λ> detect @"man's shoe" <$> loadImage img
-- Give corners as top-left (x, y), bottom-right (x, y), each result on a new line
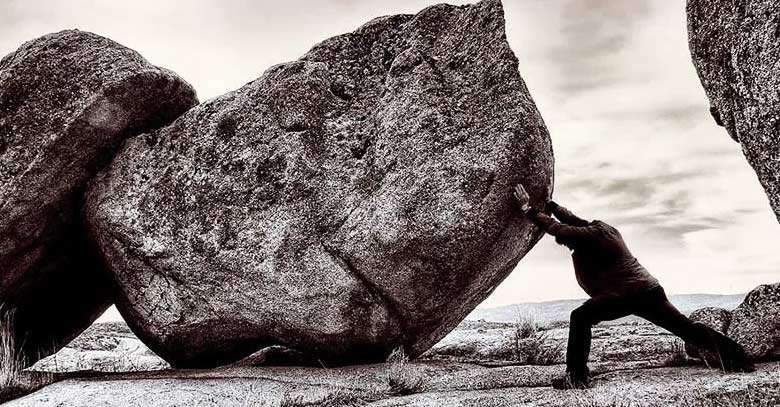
top-left (551, 373), bottom-right (592, 390)
top-left (723, 354), bottom-right (756, 373)
top-left (719, 341), bottom-right (756, 373)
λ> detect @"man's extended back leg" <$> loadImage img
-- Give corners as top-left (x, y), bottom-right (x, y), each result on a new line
top-left (632, 289), bottom-right (754, 372)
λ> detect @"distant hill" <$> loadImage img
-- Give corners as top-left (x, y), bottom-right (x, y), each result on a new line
top-left (468, 293), bottom-right (746, 325)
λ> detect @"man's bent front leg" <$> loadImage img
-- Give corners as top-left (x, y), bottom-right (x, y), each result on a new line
top-left (565, 297), bottom-right (632, 379)
top-left (566, 305), bottom-right (593, 377)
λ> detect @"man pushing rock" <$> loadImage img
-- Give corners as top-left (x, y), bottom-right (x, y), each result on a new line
top-left (512, 184), bottom-right (755, 390)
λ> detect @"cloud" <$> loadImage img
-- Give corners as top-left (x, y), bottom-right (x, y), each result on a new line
top-left (544, 0), bottom-right (653, 96)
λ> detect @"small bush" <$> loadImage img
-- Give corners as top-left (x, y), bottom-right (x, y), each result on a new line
top-left (280, 389), bottom-right (370, 407)
top-left (511, 311), bottom-right (564, 365)
top-left (279, 392), bottom-right (306, 407)
top-left (319, 390), bottom-right (368, 407)
top-left (517, 331), bottom-right (565, 365)
top-left (385, 347), bottom-right (425, 396)
top-left (514, 311), bottom-right (539, 340)
top-left (0, 307), bottom-right (53, 403)
top-left (0, 309), bottom-right (25, 389)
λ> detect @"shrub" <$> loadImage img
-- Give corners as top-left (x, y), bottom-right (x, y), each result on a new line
top-left (0, 308), bottom-right (25, 389)
top-left (518, 331), bottom-right (565, 365)
top-left (319, 390), bottom-right (368, 407)
top-left (514, 311), bottom-right (539, 340)
top-left (0, 307), bottom-right (53, 403)
top-left (385, 347), bottom-right (425, 396)
top-left (279, 389), bottom-right (370, 407)
top-left (279, 392), bottom-right (306, 407)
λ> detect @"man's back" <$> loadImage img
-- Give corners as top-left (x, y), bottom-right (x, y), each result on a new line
top-left (566, 220), bottom-right (658, 297)
top-left (525, 204), bottom-right (659, 297)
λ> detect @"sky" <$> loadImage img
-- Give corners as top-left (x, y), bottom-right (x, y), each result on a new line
top-left (2, 0), bottom-right (779, 318)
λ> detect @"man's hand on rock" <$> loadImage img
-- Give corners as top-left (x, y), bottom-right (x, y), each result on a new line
top-left (513, 184), bottom-right (531, 213)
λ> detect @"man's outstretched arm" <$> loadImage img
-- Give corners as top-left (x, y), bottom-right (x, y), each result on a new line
top-left (546, 201), bottom-right (590, 227)
top-left (524, 207), bottom-right (596, 238)
top-left (513, 185), bottom-right (596, 238)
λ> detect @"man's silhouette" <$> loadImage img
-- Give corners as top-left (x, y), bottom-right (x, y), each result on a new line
top-left (513, 184), bottom-right (755, 390)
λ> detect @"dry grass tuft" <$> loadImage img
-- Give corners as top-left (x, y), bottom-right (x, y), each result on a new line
top-left (385, 347), bottom-right (425, 396)
top-left (318, 390), bottom-right (369, 407)
top-left (512, 313), bottom-right (565, 365)
top-left (514, 311), bottom-right (539, 340)
top-left (0, 307), bottom-right (53, 403)
top-left (279, 389), bottom-right (370, 407)
top-left (522, 331), bottom-right (565, 365)
top-left (279, 392), bottom-right (307, 407)
top-left (0, 309), bottom-right (26, 388)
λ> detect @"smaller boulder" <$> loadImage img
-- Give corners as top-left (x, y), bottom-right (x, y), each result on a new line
top-left (0, 29), bottom-right (198, 364)
top-left (728, 284), bottom-right (780, 359)
top-left (684, 307), bottom-right (731, 363)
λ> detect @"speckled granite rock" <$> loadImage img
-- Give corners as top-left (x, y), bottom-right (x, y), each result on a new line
top-left (685, 307), bottom-right (732, 362)
top-left (86, 0), bottom-right (553, 368)
top-left (687, 0), bottom-right (780, 222)
top-left (0, 30), bottom-right (197, 364)
top-left (728, 284), bottom-right (780, 359)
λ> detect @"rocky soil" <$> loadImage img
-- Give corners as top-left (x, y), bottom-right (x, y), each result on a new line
top-left (7, 319), bottom-right (776, 406)
top-left (11, 354), bottom-right (780, 406)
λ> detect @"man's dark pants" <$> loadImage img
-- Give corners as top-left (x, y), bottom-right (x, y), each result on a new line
top-left (567, 286), bottom-right (746, 377)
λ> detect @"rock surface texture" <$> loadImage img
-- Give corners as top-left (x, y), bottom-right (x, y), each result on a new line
top-left (0, 30), bottom-right (197, 363)
top-left (687, 0), bottom-right (780, 222)
top-left (684, 307), bottom-right (731, 363)
top-left (728, 283), bottom-right (780, 359)
top-left (86, 0), bottom-right (553, 368)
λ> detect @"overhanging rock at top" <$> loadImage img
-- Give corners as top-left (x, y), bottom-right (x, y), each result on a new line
top-left (86, 0), bottom-right (554, 368)
top-left (687, 0), bottom-right (780, 223)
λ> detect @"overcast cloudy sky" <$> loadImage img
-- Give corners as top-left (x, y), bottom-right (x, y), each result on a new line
top-left (2, 0), bottom-right (778, 315)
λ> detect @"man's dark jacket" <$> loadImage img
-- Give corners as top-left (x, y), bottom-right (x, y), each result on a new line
top-left (525, 202), bottom-right (659, 298)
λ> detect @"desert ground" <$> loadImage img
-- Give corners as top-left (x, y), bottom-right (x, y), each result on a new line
top-left (4, 309), bottom-right (779, 407)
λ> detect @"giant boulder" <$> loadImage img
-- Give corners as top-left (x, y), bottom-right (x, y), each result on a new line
top-left (86, 0), bottom-right (554, 368)
top-left (728, 283), bottom-right (780, 359)
top-left (687, 0), bottom-right (780, 222)
top-left (0, 30), bottom-right (197, 363)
